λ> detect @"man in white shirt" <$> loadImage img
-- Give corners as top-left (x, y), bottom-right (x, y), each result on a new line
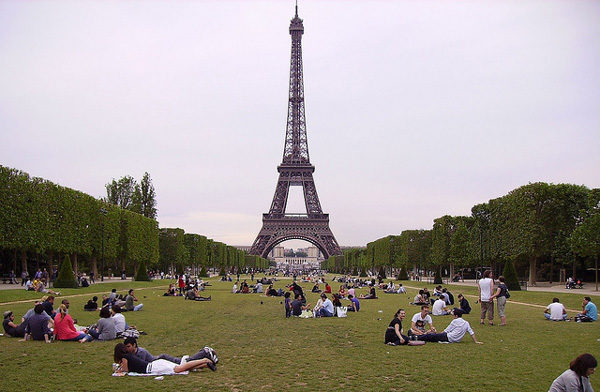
top-left (416, 308), bottom-right (483, 344)
top-left (478, 270), bottom-right (495, 325)
top-left (409, 305), bottom-right (436, 337)
top-left (317, 293), bottom-right (334, 317)
top-left (432, 297), bottom-right (451, 316)
top-left (544, 297), bottom-right (568, 321)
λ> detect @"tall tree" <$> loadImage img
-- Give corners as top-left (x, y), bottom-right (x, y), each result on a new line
top-left (105, 173), bottom-right (157, 219)
top-left (138, 172), bottom-right (157, 219)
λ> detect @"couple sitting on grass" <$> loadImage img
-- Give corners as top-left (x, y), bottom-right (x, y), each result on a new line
top-left (113, 337), bottom-right (218, 375)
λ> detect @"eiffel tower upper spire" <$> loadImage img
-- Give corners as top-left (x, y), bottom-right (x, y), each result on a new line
top-left (283, 1), bottom-right (308, 165)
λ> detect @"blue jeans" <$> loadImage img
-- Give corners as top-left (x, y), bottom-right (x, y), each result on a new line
top-left (62, 332), bottom-right (92, 342)
top-left (319, 308), bottom-right (333, 317)
top-left (544, 313), bottom-right (567, 321)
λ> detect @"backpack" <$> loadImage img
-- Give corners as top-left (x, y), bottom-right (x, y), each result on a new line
top-left (503, 285), bottom-right (510, 299)
top-left (447, 292), bottom-right (455, 305)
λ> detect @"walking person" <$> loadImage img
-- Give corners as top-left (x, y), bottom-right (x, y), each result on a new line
top-left (492, 275), bottom-right (509, 326)
top-left (478, 270), bottom-right (494, 326)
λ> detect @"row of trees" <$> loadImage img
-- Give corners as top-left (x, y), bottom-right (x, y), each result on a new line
top-left (0, 165), bottom-right (269, 279)
top-left (323, 182), bottom-right (600, 286)
top-left (157, 228), bottom-right (269, 276)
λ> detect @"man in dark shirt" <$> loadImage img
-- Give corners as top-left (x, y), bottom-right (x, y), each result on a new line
top-left (42, 296), bottom-right (56, 318)
top-left (123, 337), bottom-right (218, 364)
top-left (24, 304), bottom-right (52, 342)
top-left (3, 311), bottom-right (26, 337)
top-left (291, 294), bottom-right (310, 316)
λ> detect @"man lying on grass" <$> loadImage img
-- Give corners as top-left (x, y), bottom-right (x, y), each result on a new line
top-left (123, 337), bottom-right (218, 365)
top-left (113, 342), bottom-right (216, 375)
top-left (415, 308), bottom-right (483, 344)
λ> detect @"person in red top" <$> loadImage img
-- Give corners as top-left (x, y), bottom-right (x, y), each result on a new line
top-left (324, 282), bottom-right (332, 293)
top-left (178, 275), bottom-right (186, 295)
top-left (53, 304), bottom-right (92, 342)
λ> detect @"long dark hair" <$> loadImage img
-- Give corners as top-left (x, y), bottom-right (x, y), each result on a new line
top-left (114, 343), bottom-right (128, 363)
top-left (570, 353), bottom-right (597, 377)
top-left (394, 308), bottom-right (405, 318)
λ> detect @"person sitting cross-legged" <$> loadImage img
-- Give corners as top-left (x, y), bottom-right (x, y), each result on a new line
top-left (544, 297), bottom-right (568, 321)
top-left (432, 296), bottom-right (451, 316)
top-left (54, 304), bottom-right (92, 343)
top-left (416, 308), bottom-right (483, 344)
top-left (316, 293), bottom-right (334, 317)
top-left (409, 305), bottom-right (436, 338)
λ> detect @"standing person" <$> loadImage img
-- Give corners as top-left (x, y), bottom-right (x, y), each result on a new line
top-left (416, 308), bottom-right (483, 344)
top-left (544, 298), bottom-right (568, 321)
top-left (21, 270), bottom-right (28, 286)
top-left (384, 308), bottom-right (408, 345)
top-left (178, 275), bottom-right (185, 295)
top-left (478, 270), bottom-right (495, 326)
top-left (89, 270), bottom-right (95, 284)
top-left (575, 297), bottom-right (598, 323)
top-left (549, 353), bottom-right (596, 392)
top-left (492, 275), bottom-right (509, 326)
top-left (284, 292), bottom-right (292, 318)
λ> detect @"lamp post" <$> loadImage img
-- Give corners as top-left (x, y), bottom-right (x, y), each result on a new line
top-left (100, 208), bottom-right (107, 282)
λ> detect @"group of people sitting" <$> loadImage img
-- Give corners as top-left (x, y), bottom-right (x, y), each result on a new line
top-left (544, 296), bottom-right (597, 322)
top-left (384, 304), bottom-right (483, 346)
top-left (23, 278), bottom-right (60, 295)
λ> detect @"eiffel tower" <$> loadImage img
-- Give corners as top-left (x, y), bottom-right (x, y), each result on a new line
top-left (249, 5), bottom-right (342, 260)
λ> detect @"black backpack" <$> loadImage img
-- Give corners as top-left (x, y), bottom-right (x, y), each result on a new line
top-left (447, 292), bottom-right (455, 305)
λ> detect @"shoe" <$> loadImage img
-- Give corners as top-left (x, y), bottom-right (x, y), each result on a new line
top-left (206, 360), bottom-right (217, 371)
top-left (209, 349), bottom-right (219, 364)
top-left (180, 355), bottom-right (189, 366)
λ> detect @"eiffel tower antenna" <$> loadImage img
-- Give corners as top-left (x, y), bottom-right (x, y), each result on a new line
top-left (249, 4), bottom-right (342, 260)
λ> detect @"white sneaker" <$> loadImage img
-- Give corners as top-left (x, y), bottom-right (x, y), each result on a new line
top-left (180, 355), bottom-right (189, 365)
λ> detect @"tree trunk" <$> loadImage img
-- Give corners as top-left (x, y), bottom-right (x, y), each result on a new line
top-left (595, 256), bottom-right (598, 292)
top-left (549, 255), bottom-right (553, 284)
top-left (449, 263), bottom-right (454, 282)
top-left (528, 257), bottom-right (537, 286)
top-left (91, 256), bottom-right (98, 277)
top-left (71, 253), bottom-right (78, 275)
top-left (20, 250), bottom-right (28, 275)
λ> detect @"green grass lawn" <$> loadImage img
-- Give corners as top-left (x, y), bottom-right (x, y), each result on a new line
top-left (1, 276), bottom-right (599, 391)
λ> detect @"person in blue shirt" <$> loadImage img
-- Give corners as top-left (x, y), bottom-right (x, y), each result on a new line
top-left (347, 294), bottom-right (360, 312)
top-left (576, 297), bottom-right (597, 322)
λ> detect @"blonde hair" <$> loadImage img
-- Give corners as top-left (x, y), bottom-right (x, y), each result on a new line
top-left (58, 304), bottom-right (68, 319)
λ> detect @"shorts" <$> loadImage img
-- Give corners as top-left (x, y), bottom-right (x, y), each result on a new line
top-left (147, 359), bottom-right (177, 375)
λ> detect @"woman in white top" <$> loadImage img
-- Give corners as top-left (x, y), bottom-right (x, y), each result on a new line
top-left (478, 270), bottom-right (494, 325)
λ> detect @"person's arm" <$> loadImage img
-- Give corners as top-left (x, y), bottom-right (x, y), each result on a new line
top-left (478, 284), bottom-right (482, 302)
top-left (116, 358), bottom-right (129, 374)
top-left (489, 281), bottom-right (495, 301)
top-left (490, 287), bottom-right (501, 300)
top-left (394, 323), bottom-right (405, 344)
top-left (44, 333), bottom-right (51, 343)
top-left (471, 333), bottom-right (483, 344)
top-left (562, 305), bottom-right (567, 315)
top-left (410, 321), bottom-right (423, 335)
top-left (544, 306), bottom-right (550, 314)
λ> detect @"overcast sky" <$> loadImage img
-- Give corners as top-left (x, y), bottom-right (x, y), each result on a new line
top-left (1, 0), bottom-right (599, 250)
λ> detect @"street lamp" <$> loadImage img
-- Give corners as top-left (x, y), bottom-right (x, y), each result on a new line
top-left (100, 208), bottom-right (108, 282)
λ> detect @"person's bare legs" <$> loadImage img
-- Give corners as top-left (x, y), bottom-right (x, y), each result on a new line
top-left (174, 358), bottom-right (213, 373)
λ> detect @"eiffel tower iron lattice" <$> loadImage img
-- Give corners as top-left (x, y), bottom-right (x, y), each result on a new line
top-left (249, 5), bottom-right (342, 260)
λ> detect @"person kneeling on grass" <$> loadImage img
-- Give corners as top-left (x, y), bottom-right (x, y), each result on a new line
top-left (415, 308), bottom-right (483, 344)
top-left (123, 337), bottom-right (218, 365)
top-left (113, 343), bottom-right (216, 375)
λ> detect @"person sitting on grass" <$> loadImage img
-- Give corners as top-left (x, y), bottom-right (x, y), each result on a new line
top-left (457, 294), bottom-right (471, 314)
top-left (23, 304), bottom-right (52, 343)
top-left (164, 284), bottom-right (177, 296)
top-left (185, 287), bottom-right (212, 301)
top-left (359, 286), bottom-right (378, 299)
top-left (347, 294), bottom-right (360, 312)
top-left (415, 308), bottom-right (483, 344)
top-left (575, 297), bottom-right (597, 323)
top-left (324, 282), bottom-right (332, 294)
top-left (311, 283), bottom-right (321, 293)
top-left (384, 308), bottom-right (409, 346)
top-left (397, 284), bottom-right (406, 294)
top-left (411, 290), bottom-right (428, 305)
top-left (544, 297), bottom-right (568, 321)
top-left (84, 296), bottom-right (99, 311)
top-left (339, 285), bottom-right (348, 298)
top-left (123, 337), bottom-right (218, 365)
top-left (111, 305), bottom-right (128, 335)
top-left (409, 305), bottom-right (436, 338)
top-left (432, 296), bottom-right (451, 316)
top-left (36, 278), bottom-right (60, 296)
top-left (54, 304), bottom-right (92, 343)
top-left (113, 342), bottom-right (216, 375)
top-left (549, 353), bottom-right (596, 392)
top-left (291, 293), bottom-right (311, 317)
top-left (87, 306), bottom-right (116, 341)
top-left (3, 311), bottom-right (26, 338)
top-left (316, 293), bottom-right (334, 317)
top-left (124, 289), bottom-right (144, 311)
top-left (266, 284), bottom-right (279, 297)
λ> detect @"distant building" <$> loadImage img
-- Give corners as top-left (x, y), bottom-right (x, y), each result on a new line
top-left (269, 246), bottom-right (323, 272)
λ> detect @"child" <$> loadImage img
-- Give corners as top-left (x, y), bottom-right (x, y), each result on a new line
top-left (284, 292), bottom-right (291, 318)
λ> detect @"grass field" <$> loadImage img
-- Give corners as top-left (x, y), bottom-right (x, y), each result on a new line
top-left (1, 277), bottom-right (599, 391)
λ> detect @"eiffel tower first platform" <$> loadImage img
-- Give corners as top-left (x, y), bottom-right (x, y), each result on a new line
top-left (249, 5), bottom-right (342, 260)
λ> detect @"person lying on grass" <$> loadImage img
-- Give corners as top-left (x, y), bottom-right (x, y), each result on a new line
top-left (113, 343), bottom-right (216, 375)
top-left (185, 287), bottom-right (212, 301)
top-left (123, 337), bottom-right (218, 365)
top-left (359, 286), bottom-right (377, 299)
top-left (415, 308), bottom-right (483, 344)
